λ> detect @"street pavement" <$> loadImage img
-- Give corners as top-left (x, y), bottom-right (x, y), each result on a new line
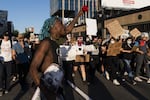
top-left (0, 71), bottom-right (150, 100)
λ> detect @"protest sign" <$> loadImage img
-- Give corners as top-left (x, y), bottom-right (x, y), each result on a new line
top-left (86, 18), bottom-right (97, 36)
top-left (106, 20), bottom-right (124, 39)
top-left (107, 42), bottom-right (122, 56)
top-left (130, 28), bottom-right (141, 38)
top-left (75, 54), bottom-right (90, 62)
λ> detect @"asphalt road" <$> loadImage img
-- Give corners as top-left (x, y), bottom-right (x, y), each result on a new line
top-left (0, 71), bottom-right (150, 100)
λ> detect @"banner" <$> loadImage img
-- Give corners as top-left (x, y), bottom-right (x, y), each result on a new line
top-left (102, 0), bottom-right (150, 9)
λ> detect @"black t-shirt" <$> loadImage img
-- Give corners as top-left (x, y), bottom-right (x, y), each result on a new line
top-left (121, 42), bottom-right (133, 60)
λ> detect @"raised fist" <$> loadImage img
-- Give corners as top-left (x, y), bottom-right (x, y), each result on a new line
top-left (82, 6), bottom-right (88, 12)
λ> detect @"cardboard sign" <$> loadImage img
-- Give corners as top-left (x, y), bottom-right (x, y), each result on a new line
top-left (106, 20), bottom-right (124, 39)
top-left (75, 54), bottom-right (90, 62)
top-left (130, 28), bottom-right (141, 38)
top-left (107, 42), bottom-right (122, 56)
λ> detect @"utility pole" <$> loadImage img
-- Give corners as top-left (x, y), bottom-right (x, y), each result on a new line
top-left (99, 0), bottom-right (105, 38)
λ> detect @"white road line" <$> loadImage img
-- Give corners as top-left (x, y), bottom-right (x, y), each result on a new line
top-left (67, 80), bottom-right (92, 100)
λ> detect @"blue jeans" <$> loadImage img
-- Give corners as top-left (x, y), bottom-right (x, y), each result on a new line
top-left (123, 59), bottom-right (133, 77)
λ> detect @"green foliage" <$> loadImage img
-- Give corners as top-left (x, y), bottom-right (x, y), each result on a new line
top-left (12, 30), bottom-right (19, 37)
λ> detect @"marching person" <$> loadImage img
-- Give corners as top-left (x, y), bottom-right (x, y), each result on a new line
top-left (73, 36), bottom-right (87, 83)
top-left (134, 33), bottom-right (150, 83)
top-left (87, 36), bottom-right (100, 84)
top-left (12, 34), bottom-right (30, 91)
top-left (120, 37), bottom-right (136, 85)
top-left (30, 9), bottom-right (84, 100)
top-left (106, 37), bottom-right (122, 85)
top-left (0, 32), bottom-right (13, 96)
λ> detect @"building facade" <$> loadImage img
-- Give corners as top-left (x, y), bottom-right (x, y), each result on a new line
top-left (0, 10), bottom-right (8, 35)
top-left (50, 0), bottom-right (100, 24)
top-left (103, 6), bottom-right (150, 38)
top-left (50, 0), bottom-right (150, 38)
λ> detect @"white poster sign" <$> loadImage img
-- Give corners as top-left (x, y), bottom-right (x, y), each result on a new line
top-left (86, 18), bottom-right (97, 36)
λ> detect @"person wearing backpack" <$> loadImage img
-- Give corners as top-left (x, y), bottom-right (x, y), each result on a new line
top-left (0, 32), bottom-right (13, 96)
top-left (12, 34), bottom-right (30, 91)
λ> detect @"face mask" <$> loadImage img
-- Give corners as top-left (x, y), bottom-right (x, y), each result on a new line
top-left (127, 40), bottom-right (132, 44)
top-left (110, 40), bottom-right (115, 44)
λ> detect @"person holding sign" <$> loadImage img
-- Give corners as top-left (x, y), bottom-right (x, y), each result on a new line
top-left (73, 36), bottom-right (87, 83)
top-left (106, 37), bottom-right (122, 85)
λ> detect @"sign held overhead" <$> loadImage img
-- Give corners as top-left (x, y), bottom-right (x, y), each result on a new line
top-left (106, 20), bottom-right (124, 39)
top-left (86, 18), bottom-right (97, 36)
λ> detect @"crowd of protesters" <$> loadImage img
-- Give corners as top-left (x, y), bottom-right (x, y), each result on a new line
top-left (0, 30), bottom-right (150, 98)
top-left (0, 32), bottom-right (40, 96)
top-left (62, 32), bottom-right (150, 86)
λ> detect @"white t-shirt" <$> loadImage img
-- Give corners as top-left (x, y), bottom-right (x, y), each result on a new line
top-left (75, 42), bottom-right (85, 55)
top-left (0, 40), bottom-right (12, 62)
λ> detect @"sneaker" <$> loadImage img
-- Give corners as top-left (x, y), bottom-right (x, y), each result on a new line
top-left (122, 78), bottom-right (125, 82)
top-left (113, 79), bottom-right (120, 86)
top-left (134, 77), bottom-right (143, 82)
top-left (147, 61), bottom-right (150, 64)
top-left (82, 80), bottom-right (87, 85)
top-left (131, 80), bottom-right (137, 85)
top-left (4, 90), bottom-right (8, 94)
top-left (105, 71), bottom-right (110, 80)
top-left (124, 72), bottom-right (128, 76)
top-left (147, 78), bottom-right (150, 83)
top-left (12, 76), bottom-right (16, 82)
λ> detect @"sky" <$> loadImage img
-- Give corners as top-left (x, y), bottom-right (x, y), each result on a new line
top-left (0, 0), bottom-right (50, 34)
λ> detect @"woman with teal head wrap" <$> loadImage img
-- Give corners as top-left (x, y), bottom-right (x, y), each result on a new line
top-left (39, 16), bottom-right (59, 40)
top-left (30, 9), bottom-right (84, 100)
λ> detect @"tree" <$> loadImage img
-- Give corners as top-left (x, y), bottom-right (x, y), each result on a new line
top-left (12, 30), bottom-right (19, 37)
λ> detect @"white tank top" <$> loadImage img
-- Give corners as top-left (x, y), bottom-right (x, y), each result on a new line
top-left (0, 40), bottom-right (12, 62)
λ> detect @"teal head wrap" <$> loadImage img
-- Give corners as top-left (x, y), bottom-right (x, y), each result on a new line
top-left (39, 16), bottom-right (59, 40)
